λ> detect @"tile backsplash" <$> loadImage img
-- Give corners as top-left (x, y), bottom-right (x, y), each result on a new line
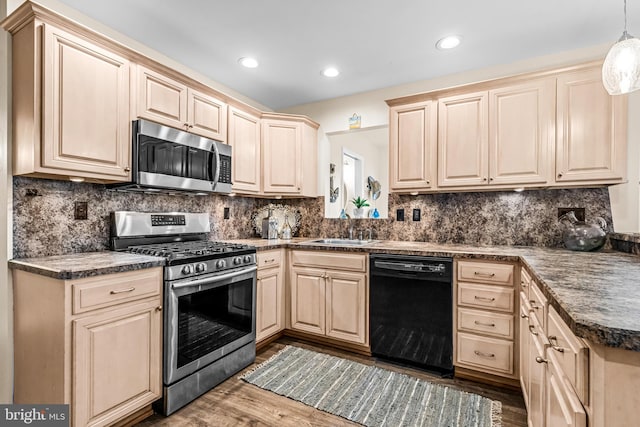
top-left (13, 177), bottom-right (613, 258)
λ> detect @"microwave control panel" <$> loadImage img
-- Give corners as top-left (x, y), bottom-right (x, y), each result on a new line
top-left (219, 155), bottom-right (232, 184)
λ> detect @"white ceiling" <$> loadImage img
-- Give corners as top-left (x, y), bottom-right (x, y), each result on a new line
top-left (54, 0), bottom-right (640, 110)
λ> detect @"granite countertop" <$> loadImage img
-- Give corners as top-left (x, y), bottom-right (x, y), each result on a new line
top-left (231, 238), bottom-right (640, 352)
top-left (9, 251), bottom-right (166, 280)
top-left (9, 238), bottom-right (640, 351)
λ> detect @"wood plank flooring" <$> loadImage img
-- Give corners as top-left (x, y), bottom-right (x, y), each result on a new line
top-left (137, 337), bottom-right (527, 426)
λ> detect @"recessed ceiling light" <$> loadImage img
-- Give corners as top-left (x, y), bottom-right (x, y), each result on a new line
top-left (436, 35), bottom-right (462, 50)
top-left (238, 57), bottom-right (259, 68)
top-left (322, 67), bottom-right (340, 78)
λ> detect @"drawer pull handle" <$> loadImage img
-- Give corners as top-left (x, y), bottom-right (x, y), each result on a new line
top-left (474, 320), bottom-right (496, 327)
top-left (521, 281), bottom-right (527, 287)
top-left (535, 356), bottom-right (548, 364)
top-left (474, 271), bottom-right (496, 278)
top-left (474, 350), bottom-right (495, 358)
top-left (263, 258), bottom-right (276, 263)
top-left (530, 301), bottom-right (541, 310)
top-left (474, 296), bottom-right (496, 302)
top-left (548, 335), bottom-right (565, 353)
top-left (110, 287), bottom-right (135, 294)
top-left (529, 325), bottom-right (538, 336)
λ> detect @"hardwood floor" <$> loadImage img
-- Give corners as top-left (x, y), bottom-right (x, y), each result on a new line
top-left (137, 337), bottom-right (527, 426)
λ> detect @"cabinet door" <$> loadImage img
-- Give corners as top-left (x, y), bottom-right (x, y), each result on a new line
top-left (73, 301), bottom-right (161, 427)
top-left (136, 64), bottom-right (188, 129)
top-left (489, 79), bottom-right (555, 185)
top-left (528, 317), bottom-right (547, 427)
top-left (228, 106), bottom-right (261, 193)
top-left (187, 88), bottom-right (227, 141)
top-left (325, 270), bottom-right (367, 345)
top-left (289, 266), bottom-right (325, 335)
top-left (42, 24), bottom-right (131, 180)
top-left (389, 101), bottom-right (437, 191)
top-left (519, 293), bottom-right (531, 409)
top-left (546, 351), bottom-right (587, 427)
top-left (556, 67), bottom-right (627, 183)
top-left (262, 119), bottom-right (302, 194)
top-left (438, 91), bottom-right (489, 187)
top-left (256, 265), bottom-right (284, 342)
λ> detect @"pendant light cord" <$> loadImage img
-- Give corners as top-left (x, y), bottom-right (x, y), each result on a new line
top-left (625, 0), bottom-right (628, 33)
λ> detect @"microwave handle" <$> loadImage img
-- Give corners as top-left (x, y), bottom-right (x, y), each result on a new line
top-left (211, 143), bottom-right (221, 190)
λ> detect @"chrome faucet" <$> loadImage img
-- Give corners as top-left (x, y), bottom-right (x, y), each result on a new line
top-left (364, 228), bottom-right (373, 241)
top-left (348, 222), bottom-right (355, 240)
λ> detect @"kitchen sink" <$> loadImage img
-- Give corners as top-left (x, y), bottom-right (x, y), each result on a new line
top-left (305, 238), bottom-right (377, 246)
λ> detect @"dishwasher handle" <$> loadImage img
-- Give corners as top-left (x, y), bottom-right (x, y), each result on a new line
top-left (373, 260), bottom-right (447, 274)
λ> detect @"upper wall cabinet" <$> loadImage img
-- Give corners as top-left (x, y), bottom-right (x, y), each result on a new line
top-left (135, 65), bottom-right (227, 142)
top-left (228, 106), bottom-right (261, 194)
top-left (556, 66), bottom-right (627, 184)
top-left (389, 101), bottom-right (437, 191)
top-left (6, 15), bottom-right (131, 182)
top-left (261, 114), bottom-right (318, 197)
top-left (386, 62), bottom-right (626, 193)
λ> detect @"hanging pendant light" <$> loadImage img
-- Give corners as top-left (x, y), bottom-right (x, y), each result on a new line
top-left (602, 0), bottom-right (640, 95)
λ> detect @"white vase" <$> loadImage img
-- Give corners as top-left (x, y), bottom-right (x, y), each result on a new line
top-left (353, 208), bottom-right (364, 218)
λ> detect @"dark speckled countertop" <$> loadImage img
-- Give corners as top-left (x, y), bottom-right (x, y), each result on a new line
top-left (230, 238), bottom-right (640, 352)
top-left (9, 251), bottom-right (166, 280)
top-left (9, 239), bottom-right (640, 352)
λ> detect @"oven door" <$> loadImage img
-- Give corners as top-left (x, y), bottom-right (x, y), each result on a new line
top-left (164, 266), bottom-right (256, 385)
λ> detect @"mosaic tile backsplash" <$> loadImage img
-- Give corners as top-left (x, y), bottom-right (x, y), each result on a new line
top-left (13, 177), bottom-right (613, 258)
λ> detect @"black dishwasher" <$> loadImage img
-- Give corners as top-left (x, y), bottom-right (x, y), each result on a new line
top-left (370, 254), bottom-right (453, 375)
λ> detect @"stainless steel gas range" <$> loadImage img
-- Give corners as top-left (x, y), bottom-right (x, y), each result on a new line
top-left (110, 211), bottom-right (257, 415)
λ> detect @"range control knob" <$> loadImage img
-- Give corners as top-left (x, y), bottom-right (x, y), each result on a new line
top-left (243, 255), bottom-right (253, 264)
top-left (216, 259), bottom-right (226, 269)
top-left (233, 256), bottom-right (242, 265)
top-left (195, 263), bottom-right (207, 273)
top-left (181, 264), bottom-right (194, 275)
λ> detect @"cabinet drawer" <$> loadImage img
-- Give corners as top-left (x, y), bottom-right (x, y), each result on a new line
top-left (291, 250), bottom-right (367, 272)
top-left (257, 249), bottom-right (282, 269)
top-left (458, 308), bottom-right (514, 339)
top-left (458, 283), bottom-right (514, 312)
top-left (457, 261), bottom-right (514, 286)
top-left (529, 280), bottom-right (547, 330)
top-left (72, 268), bottom-right (162, 314)
top-left (547, 306), bottom-right (589, 403)
top-left (520, 267), bottom-right (531, 298)
top-left (457, 332), bottom-right (514, 375)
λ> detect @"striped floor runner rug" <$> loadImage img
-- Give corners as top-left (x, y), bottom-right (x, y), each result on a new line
top-left (240, 345), bottom-right (501, 427)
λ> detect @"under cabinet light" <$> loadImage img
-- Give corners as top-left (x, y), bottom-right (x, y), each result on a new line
top-left (69, 177), bottom-right (85, 183)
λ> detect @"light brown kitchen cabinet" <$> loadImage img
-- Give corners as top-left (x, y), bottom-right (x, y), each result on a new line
top-left (439, 79), bottom-right (554, 189)
top-left (228, 106), bottom-right (261, 194)
top-left (135, 64), bottom-right (227, 141)
top-left (546, 350), bottom-right (587, 427)
top-left (455, 260), bottom-right (517, 383)
top-left (438, 91), bottom-right (489, 187)
top-left (256, 250), bottom-right (285, 343)
top-left (12, 267), bottom-right (163, 427)
top-left (528, 314), bottom-right (547, 427)
top-left (261, 114), bottom-right (318, 197)
top-left (289, 251), bottom-right (368, 346)
top-left (7, 18), bottom-right (131, 182)
top-left (388, 100), bottom-right (437, 191)
top-left (556, 66), bottom-right (627, 184)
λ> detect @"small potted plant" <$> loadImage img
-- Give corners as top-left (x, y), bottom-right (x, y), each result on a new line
top-left (351, 196), bottom-right (370, 218)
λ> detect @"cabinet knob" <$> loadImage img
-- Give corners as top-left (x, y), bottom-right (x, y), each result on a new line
top-left (482, 177), bottom-right (487, 182)
top-left (124, 166), bottom-right (131, 172)
top-left (520, 313), bottom-right (529, 319)
top-left (535, 356), bottom-right (548, 364)
top-left (558, 173), bottom-right (563, 178)
top-left (156, 306), bottom-right (162, 312)
top-left (188, 124), bottom-right (194, 129)
top-left (426, 181), bottom-right (430, 185)
top-left (489, 177), bottom-right (494, 181)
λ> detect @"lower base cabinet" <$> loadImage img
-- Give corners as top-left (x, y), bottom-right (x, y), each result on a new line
top-left (13, 268), bottom-right (163, 427)
top-left (256, 249), bottom-right (285, 343)
top-left (289, 251), bottom-right (368, 346)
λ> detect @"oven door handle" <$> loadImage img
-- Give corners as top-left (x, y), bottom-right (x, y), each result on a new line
top-left (211, 142), bottom-right (221, 191)
top-left (170, 266), bottom-right (256, 290)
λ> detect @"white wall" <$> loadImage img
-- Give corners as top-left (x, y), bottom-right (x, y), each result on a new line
top-left (283, 43), bottom-right (640, 232)
top-left (1, 0), bottom-right (13, 404)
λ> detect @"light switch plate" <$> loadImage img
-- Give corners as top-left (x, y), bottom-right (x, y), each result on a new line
top-left (74, 202), bottom-right (88, 220)
top-left (396, 209), bottom-right (404, 222)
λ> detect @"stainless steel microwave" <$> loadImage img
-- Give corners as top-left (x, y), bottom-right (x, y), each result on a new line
top-left (111, 119), bottom-right (232, 194)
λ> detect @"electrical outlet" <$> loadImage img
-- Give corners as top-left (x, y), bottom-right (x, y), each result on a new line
top-left (558, 207), bottom-right (585, 221)
top-left (396, 208), bottom-right (405, 222)
top-left (413, 209), bottom-right (421, 221)
top-left (223, 207), bottom-right (230, 219)
top-left (74, 202), bottom-right (88, 220)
